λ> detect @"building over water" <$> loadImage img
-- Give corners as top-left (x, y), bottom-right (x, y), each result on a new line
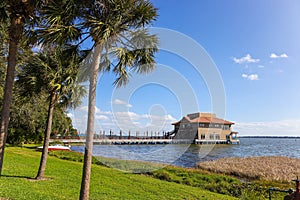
top-left (171, 112), bottom-right (239, 144)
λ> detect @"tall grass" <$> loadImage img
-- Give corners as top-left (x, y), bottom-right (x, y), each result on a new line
top-left (197, 156), bottom-right (300, 182)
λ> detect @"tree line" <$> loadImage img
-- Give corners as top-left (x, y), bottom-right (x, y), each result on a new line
top-left (0, 0), bottom-right (158, 199)
top-left (0, 26), bottom-right (81, 145)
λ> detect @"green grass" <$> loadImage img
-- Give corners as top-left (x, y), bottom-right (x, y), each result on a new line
top-left (49, 150), bottom-right (162, 173)
top-left (148, 167), bottom-right (241, 196)
top-left (0, 147), bottom-right (237, 200)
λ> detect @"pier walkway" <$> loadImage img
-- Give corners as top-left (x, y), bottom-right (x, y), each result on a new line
top-left (49, 138), bottom-right (196, 145)
top-left (50, 134), bottom-right (239, 145)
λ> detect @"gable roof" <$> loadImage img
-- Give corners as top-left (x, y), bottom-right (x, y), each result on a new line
top-left (172, 113), bottom-right (234, 125)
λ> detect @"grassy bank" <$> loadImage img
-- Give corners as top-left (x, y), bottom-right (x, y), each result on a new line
top-left (45, 150), bottom-right (295, 199)
top-left (0, 147), bottom-right (236, 200)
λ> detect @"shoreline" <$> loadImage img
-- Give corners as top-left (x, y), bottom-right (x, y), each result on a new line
top-left (239, 136), bottom-right (300, 138)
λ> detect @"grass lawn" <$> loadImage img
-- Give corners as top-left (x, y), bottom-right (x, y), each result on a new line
top-left (0, 147), bottom-right (236, 200)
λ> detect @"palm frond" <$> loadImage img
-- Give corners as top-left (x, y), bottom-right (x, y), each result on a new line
top-left (17, 44), bottom-right (86, 108)
top-left (37, 0), bottom-right (82, 45)
top-left (113, 66), bottom-right (130, 88)
top-left (35, 0), bottom-right (158, 88)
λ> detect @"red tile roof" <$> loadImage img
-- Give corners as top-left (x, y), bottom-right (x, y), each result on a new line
top-left (172, 116), bottom-right (234, 125)
top-left (193, 117), bottom-right (234, 124)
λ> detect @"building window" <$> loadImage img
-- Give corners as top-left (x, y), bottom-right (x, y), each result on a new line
top-left (201, 134), bottom-right (205, 139)
top-left (223, 125), bottom-right (230, 130)
top-left (182, 124), bottom-right (185, 128)
top-left (209, 133), bottom-right (214, 140)
top-left (215, 134), bottom-right (220, 140)
top-left (209, 123), bottom-right (214, 128)
top-left (199, 123), bottom-right (205, 127)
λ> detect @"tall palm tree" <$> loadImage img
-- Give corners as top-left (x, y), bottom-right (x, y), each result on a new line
top-left (39, 0), bottom-right (158, 198)
top-left (81, 3), bottom-right (158, 199)
top-left (17, 46), bottom-right (86, 180)
top-left (0, 0), bottom-right (43, 175)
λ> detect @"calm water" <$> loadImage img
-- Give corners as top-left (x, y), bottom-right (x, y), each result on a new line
top-left (71, 138), bottom-right (300, 168)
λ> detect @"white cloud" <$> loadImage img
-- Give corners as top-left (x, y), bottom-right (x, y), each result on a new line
top-left (79, 106), bottom-right (88, 112)
top-left (270, 53), bottom-right (277, 58)
top-left (248, 74), bottom-right (259, 81)
top-left (113, 111), bottom-right (139, 120)
top-left (112, 99), bottom-right (132, 108)
top-left (70, 106), bottom-right (176, 133)
top-left (258, 65), bottom-right (264, 68)
top-left (111, 111), bottom-right (176, 132)
top-left (235, 119), bottom-right (300, 136)
top-left (165, 114), bottom-right (177, 121)
top-left (95, 115), bottom-right (109, 120)
top-left (270, 53), bottom-right (288, 59)
top-left (79, 106), bottom-right (101, 114)
top-left (233, 54), bottom-right (260, 64)
top-left (241, 74), bottom-right (248, 78)
top-left (242, 73), bottom-right (259, 81)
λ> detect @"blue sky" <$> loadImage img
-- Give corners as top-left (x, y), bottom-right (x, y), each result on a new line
top-left (70, 0), bottom-right (300, 136)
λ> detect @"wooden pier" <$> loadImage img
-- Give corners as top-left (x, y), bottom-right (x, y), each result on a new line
top-left (50, 130), bottom-right (239, 145)
top-left (49, 138), bottom-right (197, 145)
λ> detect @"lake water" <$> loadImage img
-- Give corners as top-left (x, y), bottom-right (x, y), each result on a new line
top-left (71, 138), bottom-right (300, 168)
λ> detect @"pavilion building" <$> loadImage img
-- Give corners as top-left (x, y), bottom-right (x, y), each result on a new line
top-left (171, 112), bottom-right (239, 144)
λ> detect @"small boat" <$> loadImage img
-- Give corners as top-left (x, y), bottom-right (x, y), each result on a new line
top-left (37, 144), bottom-right (71, 151)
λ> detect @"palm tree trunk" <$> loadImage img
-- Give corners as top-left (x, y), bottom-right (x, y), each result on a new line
top-left (0, 16), bottom-right (22, 176)
top-left (80, 45), bottom-right (102, 200)
top-left (36, 91), bottom-right (57, 180)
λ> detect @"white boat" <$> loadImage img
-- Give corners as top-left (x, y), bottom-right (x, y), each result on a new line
top-left (37, 144), bottom-right (71, 151)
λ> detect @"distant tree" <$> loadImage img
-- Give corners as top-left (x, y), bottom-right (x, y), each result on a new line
top-left (17, 46), bottom-right (86, 180)
top-left (51, 107), bottom-right (78, 138)
top-left (6, 90), bottom-right (76, 145)
top-left (7, 92), bottom-right (47, 144)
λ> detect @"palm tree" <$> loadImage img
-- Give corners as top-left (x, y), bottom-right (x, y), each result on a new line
top-left (0, 0), bottom-right (44, 176)
top-left (17, 46), bottom-right (86, 180)
top-left (39, 0), bottom-right (158, 198)
top-left (81, 3), bottom-right (158, 199)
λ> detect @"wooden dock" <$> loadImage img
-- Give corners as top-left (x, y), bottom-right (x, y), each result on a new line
top-left (49, 138), bottom-right (196, 145)
top-left (50, 133), bottom-right (239, 145)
